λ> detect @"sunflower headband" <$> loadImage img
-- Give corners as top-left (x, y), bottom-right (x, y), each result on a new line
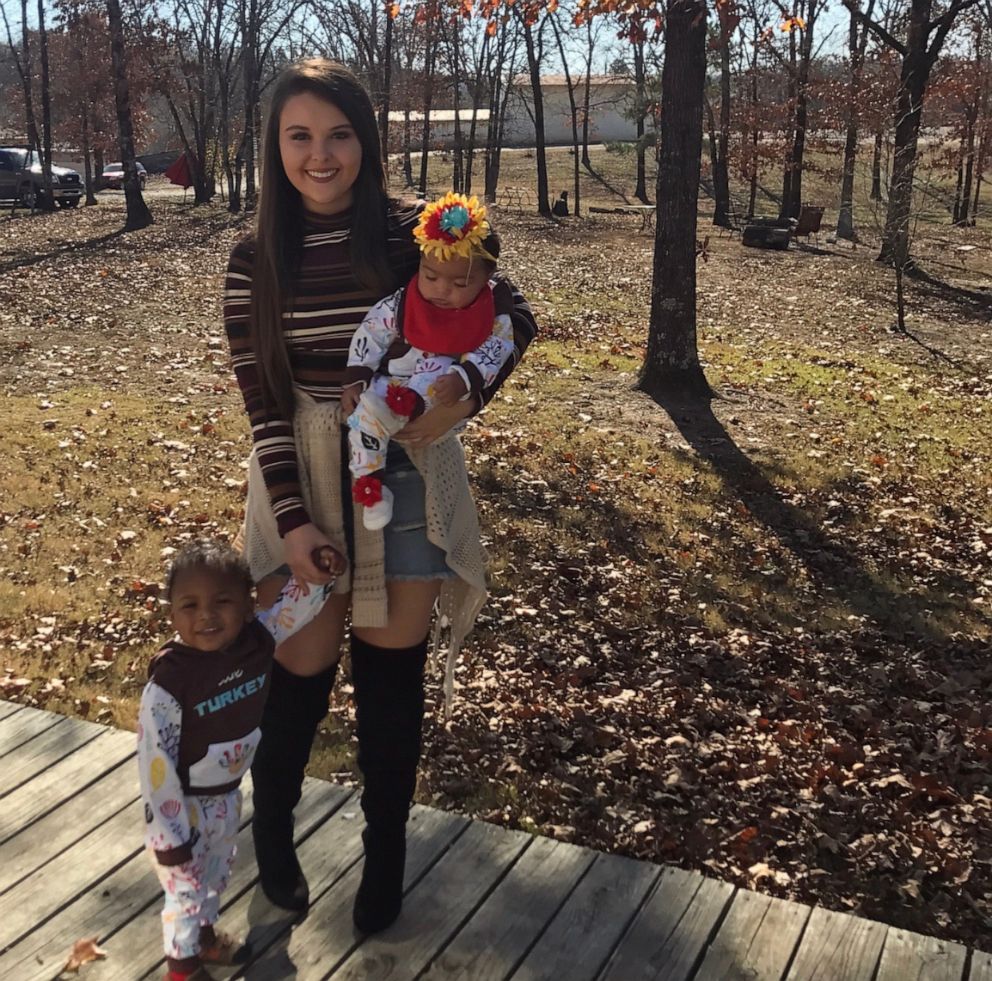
top-left (414, 192), bottom-right (496, 262)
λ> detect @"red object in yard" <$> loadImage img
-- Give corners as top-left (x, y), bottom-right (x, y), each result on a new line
top-left (164, 153), bottom-right (192, 189)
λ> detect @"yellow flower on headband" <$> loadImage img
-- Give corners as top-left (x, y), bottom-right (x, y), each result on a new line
top-left (414, 192), bottom-right (494, 262)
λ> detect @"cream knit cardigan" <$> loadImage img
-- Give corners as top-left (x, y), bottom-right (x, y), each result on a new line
top-left (237, 392), bottom-right (487, 711)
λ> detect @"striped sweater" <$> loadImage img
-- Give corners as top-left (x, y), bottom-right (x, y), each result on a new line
top-left (224, 204), bottom-right (538, 538)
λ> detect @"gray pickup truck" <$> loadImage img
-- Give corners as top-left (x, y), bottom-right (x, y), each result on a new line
top-left (0, 146), bottom-right (83, 209)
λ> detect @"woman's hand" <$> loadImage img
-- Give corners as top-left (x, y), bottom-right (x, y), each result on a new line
top-left (396, 399), bottom-right (474, 447)
top-left (282, 523), bottom-right (339, 590)
top-left (340, 383), bottom-right (363, 418)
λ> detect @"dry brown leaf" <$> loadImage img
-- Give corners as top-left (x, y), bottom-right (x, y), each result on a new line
top-left (61, 936), bottom-right (108, 974)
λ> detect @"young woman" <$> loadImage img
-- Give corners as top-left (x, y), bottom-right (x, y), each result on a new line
top-left (223, 59), bottom-right (537, 935)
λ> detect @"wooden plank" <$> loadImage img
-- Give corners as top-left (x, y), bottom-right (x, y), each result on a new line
top-left (422, 835), bottom-right (597, 981)
top-left (0, 709), bottom-right (64, 758)
top-left (0, 728), bottom-right (134, 846)
top-left (696, 889), bottom-right (811, 981)
top-left (330, 818), bottom-right (530, 981)
top-left (875, 928), bottom-right (968, 981)
top-left (786, 906), bottom-right (887, 980)
top-left (251, 804), bottom-right (468, 980)
top-left (510, 851), bottom-right (661, 981)
top-left (969, 950), bottom-right (992, 981)
top-left (0, 701), bottom-right (24, 722)
top-left (599, 866), bottom-right (733, 981)
top-left (0, 738), bottom-right (137, 892)
top-left (0, 713), bottom-right (107, 799)
top-left (87, 778), bottom-right (348, 981)
top-left (0, 797), bottom-right (145, 953)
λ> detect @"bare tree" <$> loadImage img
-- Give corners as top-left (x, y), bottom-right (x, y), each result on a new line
top-left (640, 0), bottom-right (709, 397)
top-left (837, 0), bottom-right (877, 239)
top-left (106, 0), bottom-right (151, 228)
top-left (844, 0), bottom-right (982, 265)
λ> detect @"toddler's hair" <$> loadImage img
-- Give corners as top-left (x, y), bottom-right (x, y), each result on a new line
top-left (165, 539), bottom-right (253, 598)
top-left (476, 227), bottom-right (501, 271)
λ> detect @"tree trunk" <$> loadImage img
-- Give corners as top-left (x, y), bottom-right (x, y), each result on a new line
top-left (581, 25), bottom-right (594, 171)
top-left (958, 110), bottom-right (976, 226)
top-left (633, 40), bottom-right (649, 203)
top-left (953, 154), bottom-right (964, 224)
top-left (712, 31), bottom-right (731, 226)
top-left (871, 128), bottom-right (883, 199)
top-left (550, 12), bottom-right (582, 216)
top-left (418, 26), bottom-right (436, 195)
top-left (378, 11), bottom-right (394, 162)
top-left (106, 0), bottom-right (152, 230)
top-left (878, 42), bottom-right (930, 265)
top-left (639, 0), bottom-right (709, 399)
top-left (783, 15), bottom-right (814, 222)
top-left (37, 0), bottom-right (56, 209)
top-left (81, 107), bottom-right (97, 206)
top-left (779, 28), bottom-right (798, 220)
top-left (523, 20), bottom-right (551, 217)
top-left (241, 0), bottom-right (259, 212)
top-left (837, 4), bottom-right (869, 240)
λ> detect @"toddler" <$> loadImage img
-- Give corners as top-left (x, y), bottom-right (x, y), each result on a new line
top-left (137, 539), bottom-right (344, 980)
top-left (341, 192), bottom-right (515, 529)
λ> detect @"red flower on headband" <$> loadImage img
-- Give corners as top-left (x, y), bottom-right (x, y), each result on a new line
top-left (352, 475), bottom-right (383, 507)
top-left (385, 384), bottom-right (419, 418)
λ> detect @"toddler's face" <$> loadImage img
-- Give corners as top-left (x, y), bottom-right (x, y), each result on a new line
top-left (417, 253), bottom-right (490, 310)
top-left (169, 568), bottom-right (254, 652)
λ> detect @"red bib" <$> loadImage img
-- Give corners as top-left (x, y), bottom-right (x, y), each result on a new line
top-left (402, 275), bottom-right (496, 355)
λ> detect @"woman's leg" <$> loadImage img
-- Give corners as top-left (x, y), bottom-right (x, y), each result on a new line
top-left (351, 579), bottom-right (441, 933)
top-left (250, 576), bottom-right (350, 911)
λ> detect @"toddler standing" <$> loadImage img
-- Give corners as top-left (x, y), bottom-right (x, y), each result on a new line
top-left (137, 539), bottom-right (343, 980)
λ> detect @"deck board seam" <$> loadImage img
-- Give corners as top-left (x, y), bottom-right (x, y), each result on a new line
top-left (780, 901), bottom-right (814, 981)
top-left (683, 882), bottom-right (739, 981)
top-left (0, 792), bottom-right (143, 896)
top-left (319, 816), bottom-right (476, 980)
top-left (592, 862), bottom-right (667, 981)
top-left (413, 834), bottom-right (539, 981)
top-left (0, 726), bottom-right (104, 800)
top-left (0, 715), bottom-right (66, 761)
top-left (503, 845), bottom-right (600, 980)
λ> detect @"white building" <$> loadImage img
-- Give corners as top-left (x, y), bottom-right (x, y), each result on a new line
top-left (504, 75), bottom-right (638, 146)
top-left (388, 75), bottom-right (639, 151)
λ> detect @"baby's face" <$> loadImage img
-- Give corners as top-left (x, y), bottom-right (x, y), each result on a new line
top-left (417, 253), bottom-right (490, 310)
top-left (169, 568), bottom-right (254, 652)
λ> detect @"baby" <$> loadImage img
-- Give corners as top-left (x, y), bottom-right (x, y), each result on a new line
top-left (341, 192), bottom-right (515, 529)
top-left (137, 539), bottom-right (343, 980)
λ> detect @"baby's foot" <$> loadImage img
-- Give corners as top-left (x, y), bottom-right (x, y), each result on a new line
top-left (363, 485), bottom-right (394, 530)
top-left (198, 925), bottom-right (251, 965)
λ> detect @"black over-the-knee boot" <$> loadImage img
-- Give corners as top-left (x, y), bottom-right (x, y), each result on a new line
top-left (350, 634), bottom-right (428, 934)
top-left (251, 659), bottom-right (337, 911)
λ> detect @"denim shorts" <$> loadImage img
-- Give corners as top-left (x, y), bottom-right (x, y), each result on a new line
top-left (276, 439), bottom-right (454, 583)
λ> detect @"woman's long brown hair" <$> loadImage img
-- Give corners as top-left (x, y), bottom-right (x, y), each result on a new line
top-left (250, 59), bottom-right (397, 421)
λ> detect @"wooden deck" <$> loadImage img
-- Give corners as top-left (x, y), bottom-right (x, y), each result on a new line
top-left (0, 700), bottom-right (987, 981)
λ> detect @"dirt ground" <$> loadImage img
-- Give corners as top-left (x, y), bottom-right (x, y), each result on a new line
top-left (1, 184), bottom-right (990, 950)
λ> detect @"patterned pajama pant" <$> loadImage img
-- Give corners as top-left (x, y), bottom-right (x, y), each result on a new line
top-left (347, 361), bottom-right (455, 479)
top-left (150, 790), bottom-right (241, 960)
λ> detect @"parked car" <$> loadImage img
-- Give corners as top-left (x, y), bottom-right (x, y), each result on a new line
top-left (0, 146), bottom-right (83, 209)
top-left (101, 160), bottom-right (147, 190)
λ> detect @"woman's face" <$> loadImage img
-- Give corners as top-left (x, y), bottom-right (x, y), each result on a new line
top-left (278, 91), bottom-right (363, 215)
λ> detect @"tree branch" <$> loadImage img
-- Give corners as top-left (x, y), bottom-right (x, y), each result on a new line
top-left (840, 0), bottom-right (907, 56)
top-left (928, 0), bottom-right (981, 60)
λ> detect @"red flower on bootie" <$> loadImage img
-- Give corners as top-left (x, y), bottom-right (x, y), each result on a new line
top-left (385, 383), bottom-right (418, 418)
top-left (353, 475), bottom-right (383, 507)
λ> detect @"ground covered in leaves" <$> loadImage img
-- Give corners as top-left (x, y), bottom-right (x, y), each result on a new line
top-left (1, 184), bottom-right (990, 951)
